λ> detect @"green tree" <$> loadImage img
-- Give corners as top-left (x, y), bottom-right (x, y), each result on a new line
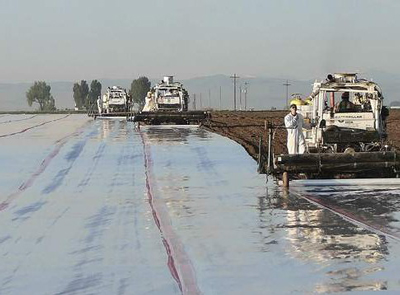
top-left (73, 83), bottom-right (82, 109)
top-left (73, 80), bottom-right (89, 110)
top-left (88, 80), bottom-right (102, 108)
top-left (26, 81), bottom-right (56, 111)
top-left (130, 76), bottom-right (151, 107)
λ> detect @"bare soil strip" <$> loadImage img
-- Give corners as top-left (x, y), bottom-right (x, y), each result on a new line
top-left (202, 110), bottom-right (400, 161)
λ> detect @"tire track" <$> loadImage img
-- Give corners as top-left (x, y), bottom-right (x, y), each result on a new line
top-left (0, 115), bottom-right (37, 125)
top-left (0, 114), bottom-right (70, 138)
top-left (0, 120), bottom-right (90, 212)
top-left (77, 143), bottom-right (106, 191)
top-left (41, 127), bottom-right (98, 195)
top-left (139, 130), bottom-right (202, 295)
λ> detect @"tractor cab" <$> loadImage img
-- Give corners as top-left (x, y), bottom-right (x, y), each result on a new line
top-left (296, 73), bottom-right (387, 153)
top-left (269, 73), bottom-right (396, 180)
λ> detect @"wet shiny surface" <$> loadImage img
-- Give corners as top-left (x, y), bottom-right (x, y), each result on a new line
top-left (1, 115), bottom-right (400, 294)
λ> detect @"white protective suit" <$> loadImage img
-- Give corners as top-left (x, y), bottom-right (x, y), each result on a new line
top-left (97, 97), bottom-right (102, 114)
top-left (142, 94), bottom-right (157, 112)
top-left (284, 112), bottom-right (306, 154)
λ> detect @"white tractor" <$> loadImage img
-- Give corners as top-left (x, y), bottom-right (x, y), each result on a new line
top-left (297, 73), bottom-right (388, 153)
top-left (267, 73), bottom-right (396, 179)
top-left (135, 76), bottom-right (207, 124)
top-left (99, 86), bottom-right (130, 114)
top-left (142, 76), bottom-right (188, 112)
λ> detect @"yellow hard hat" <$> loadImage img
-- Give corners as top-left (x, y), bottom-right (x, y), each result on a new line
top-left (289, 98), bottom-right (305, 106)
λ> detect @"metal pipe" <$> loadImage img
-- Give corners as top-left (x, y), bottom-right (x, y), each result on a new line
top-left (267, 127), bottom-right (273, 175)
top-left (329, 92), bottom-right (335, 109)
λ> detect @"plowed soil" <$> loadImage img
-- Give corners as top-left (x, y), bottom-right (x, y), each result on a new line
top-left (202, 109), bottom-right (400, 161)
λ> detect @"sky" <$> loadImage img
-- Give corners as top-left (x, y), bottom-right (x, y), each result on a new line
top-left (1, 0), bottom-right (400, 83)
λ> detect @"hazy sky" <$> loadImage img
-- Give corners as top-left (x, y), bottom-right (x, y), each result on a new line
top-left (1, 0), bottom-right (400, 82)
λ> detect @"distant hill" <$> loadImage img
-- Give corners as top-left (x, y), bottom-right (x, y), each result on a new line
top-left (182, 74), bottom-right (313, 110)
top-left (1, 72), bottom-right (398, 111)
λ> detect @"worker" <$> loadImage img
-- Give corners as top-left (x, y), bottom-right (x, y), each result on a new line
top-left (337, 92), bottom-right (355, 112)
top-left (97, 96), bottom-right (102, 115)
top-left (142, 92), bottom-right (152, 112)
top-left (284, 104), bottom-right (306, 154)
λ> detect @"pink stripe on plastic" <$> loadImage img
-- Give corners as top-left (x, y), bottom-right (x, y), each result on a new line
top-left (0, 114), bottom-right (70, 138)
top-left (140, 131), bottom-right (202, 295)
top-left (0, 120), bottom-right (89, 211)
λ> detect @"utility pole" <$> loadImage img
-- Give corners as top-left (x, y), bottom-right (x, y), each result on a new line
top-left (230, 74), bottom-right (240, 110)
top-left (244, 82), bottom-right (249, 110)
top-left (283, 80), bottom-right (291, 109)
top-left (193, 94), bottom-right (196, 110)
top-left (219, 86), bottom-right (222, 110)
top-left (239, 85), bottom-right (242, 110)
top-left (200, 93), bottom-right (203, 109)
top-left (208, 89), bottom-right (211, 109)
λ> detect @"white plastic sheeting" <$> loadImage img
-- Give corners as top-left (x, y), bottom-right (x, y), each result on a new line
top-left (1, 116), bottom-right (400, 294)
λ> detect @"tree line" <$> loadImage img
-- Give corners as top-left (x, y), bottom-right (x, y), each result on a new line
top-left (25, 77), bottom-right (151, 111)
top-left (73, 80), bottom-right (102, 110)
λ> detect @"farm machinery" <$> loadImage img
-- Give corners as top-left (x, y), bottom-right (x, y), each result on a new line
top-left (96, 86), bottom-right (132, 116)
top-left (261, 73), bottom-right (398, 182)
top-left (132, 76), bottom-right (209, 125)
